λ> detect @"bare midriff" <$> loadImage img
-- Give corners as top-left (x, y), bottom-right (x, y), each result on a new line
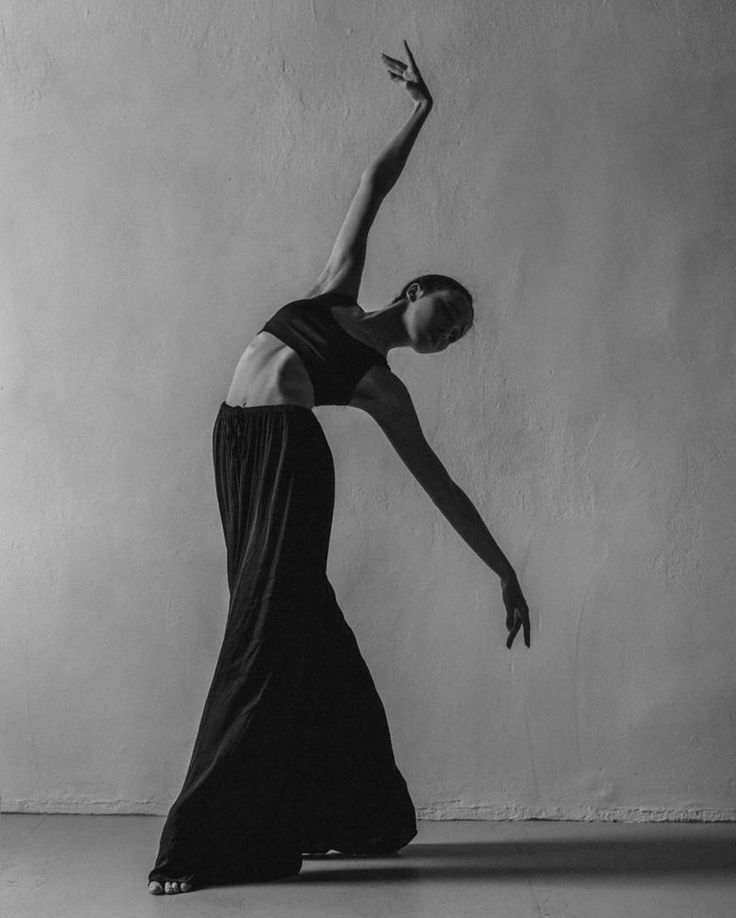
top-left (224, 331), bottom-right (317, 409)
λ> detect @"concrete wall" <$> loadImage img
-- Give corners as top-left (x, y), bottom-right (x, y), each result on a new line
top-left (2, 0), bottom-right (735, 820)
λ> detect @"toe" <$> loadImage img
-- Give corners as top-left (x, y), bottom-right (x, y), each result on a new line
top-left (148, 881), bottom-right (164, 895)
top-left (164, 881), bottom-right (174, 894)
top-left (181, 882), bottom-right (192, 892)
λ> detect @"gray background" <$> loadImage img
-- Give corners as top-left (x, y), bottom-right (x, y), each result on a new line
top-left (1, 0), bottom-right (734, 820)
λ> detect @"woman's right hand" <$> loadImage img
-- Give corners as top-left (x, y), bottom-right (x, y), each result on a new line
top-left (381, 40), bottom-right (433, 108)
top-left (501, 570), bottom-right (531, 649)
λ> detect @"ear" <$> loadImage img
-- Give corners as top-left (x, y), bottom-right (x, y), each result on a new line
top-left (406, 282), bottom-right (422, 302)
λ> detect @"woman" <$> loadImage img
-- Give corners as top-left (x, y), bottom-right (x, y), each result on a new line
top-left (148, 41), bottom-right (530, 896)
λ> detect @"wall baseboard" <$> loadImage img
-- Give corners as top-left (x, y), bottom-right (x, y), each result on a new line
top-left (4, 798), bottom-right (736, 822)
top-left (416, 803), bottom-right (736, 822)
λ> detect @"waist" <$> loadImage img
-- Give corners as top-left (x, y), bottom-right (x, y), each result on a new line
top-left (225, 331), bottom-right (317, 409)
top-left (220, 401), bottom-right (313, 415)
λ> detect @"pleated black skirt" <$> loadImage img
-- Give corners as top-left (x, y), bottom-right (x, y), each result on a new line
top-left (148, 402), bottom-right (417, 889)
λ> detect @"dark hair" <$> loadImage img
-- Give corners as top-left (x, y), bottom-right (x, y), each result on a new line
top-left (394, 274), bottom-right (474, 328)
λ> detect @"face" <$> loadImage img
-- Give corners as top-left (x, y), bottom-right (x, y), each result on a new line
top-left (406, 286), bottom-right (473, 354)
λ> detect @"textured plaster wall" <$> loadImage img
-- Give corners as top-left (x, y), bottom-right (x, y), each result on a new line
top-left (2, 1), bottom-right (735, 819)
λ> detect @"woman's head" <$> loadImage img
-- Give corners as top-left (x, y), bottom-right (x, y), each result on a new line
top-left (393, 274), bottom-right (474, 354)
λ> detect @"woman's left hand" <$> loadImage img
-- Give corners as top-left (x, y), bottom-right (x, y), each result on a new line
top-left (381, 40), bottom-right (433, 107)
top-left (501, 570), bottom-right (531, 649)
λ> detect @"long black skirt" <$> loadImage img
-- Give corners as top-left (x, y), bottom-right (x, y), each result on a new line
top-left (148, 402), bottom-right (417, 889)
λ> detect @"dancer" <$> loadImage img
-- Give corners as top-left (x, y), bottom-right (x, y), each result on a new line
top-left (148, 41), bottom-right (530, 895)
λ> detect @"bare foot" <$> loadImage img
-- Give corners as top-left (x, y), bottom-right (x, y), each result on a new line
top-left (148, 879), bottom-right (192, 895)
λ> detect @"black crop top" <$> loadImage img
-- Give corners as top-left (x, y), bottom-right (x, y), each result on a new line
top-left (260, 291), bottom-right (390, 406)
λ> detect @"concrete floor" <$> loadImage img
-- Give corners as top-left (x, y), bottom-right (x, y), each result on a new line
top-left (2, 815), bottom-right (735, 918)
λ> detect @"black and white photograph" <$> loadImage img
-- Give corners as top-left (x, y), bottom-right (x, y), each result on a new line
top-left (2, 2), bottom-right (735, 916)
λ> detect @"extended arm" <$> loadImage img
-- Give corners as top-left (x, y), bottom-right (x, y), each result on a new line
top-left (362, 371), bottom-right (512, 579)
top-left (359, 368), bottom-right (531, 648)
top-left (367, 41), bottom-right (434, 189)
top-left (308, 43), bottom-right (433, 299)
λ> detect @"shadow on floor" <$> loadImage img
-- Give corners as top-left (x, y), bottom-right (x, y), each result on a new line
top-left (295, 836), bottom-right (736, 884)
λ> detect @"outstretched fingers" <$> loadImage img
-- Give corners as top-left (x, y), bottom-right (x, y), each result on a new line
top-left (381, 42), bottom-right (432, 105)
top-left (402, 39), bottom-right (418, 69)
top-left (381, 52), bottom-right (407, 74)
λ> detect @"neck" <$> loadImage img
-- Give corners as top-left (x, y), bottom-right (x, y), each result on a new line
top-left (354, 299), bottom-right (409, 355)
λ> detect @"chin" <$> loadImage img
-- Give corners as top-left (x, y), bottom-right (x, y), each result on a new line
top-left (416, 332), bottom-right (436, 353)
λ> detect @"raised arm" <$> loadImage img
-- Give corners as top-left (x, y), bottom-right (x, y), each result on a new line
top-left (308, 41), bottom-right (433, 300)
top-left (358, 368), bottom-right (532, 649)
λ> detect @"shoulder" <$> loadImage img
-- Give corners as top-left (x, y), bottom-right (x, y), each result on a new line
top-left (295, 283), bottom-right (362, 315)
top-left (303, 274), bottom-right (359, 301)
top-left (350, 364), bottom-right (414, 427)
top-left (351, 366), bottom-right (443, 478)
